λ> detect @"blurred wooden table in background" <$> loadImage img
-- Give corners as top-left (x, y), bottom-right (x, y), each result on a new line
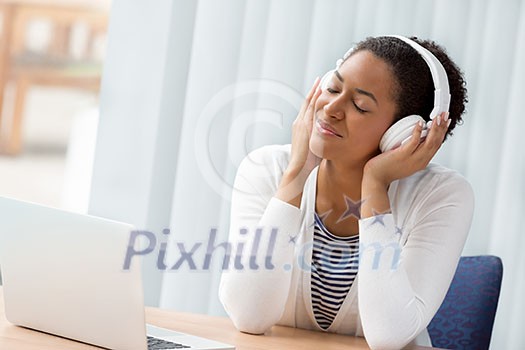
top-left (0, 0), bottom-right (108, 154)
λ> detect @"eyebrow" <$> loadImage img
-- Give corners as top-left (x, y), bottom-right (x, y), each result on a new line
top-left (334, 70), bottom-right (379, 106)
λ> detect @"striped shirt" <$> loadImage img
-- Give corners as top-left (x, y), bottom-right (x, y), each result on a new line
top-left (311, 212), bottom-right (360, 330)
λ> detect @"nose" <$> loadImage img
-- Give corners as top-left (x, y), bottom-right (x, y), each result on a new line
top-left (323, 96), bottom-right (345, 120)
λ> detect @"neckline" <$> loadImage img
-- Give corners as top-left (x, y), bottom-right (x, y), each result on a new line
top-left (313, 212), bottom-right (359, 242)
top-left (302, 166), bottom-right (359, 332)
top-left (303, 164), bottom-right (398, 332)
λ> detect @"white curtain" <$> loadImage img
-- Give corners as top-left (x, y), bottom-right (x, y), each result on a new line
top-left (90, 0), bottom-right (525, 348)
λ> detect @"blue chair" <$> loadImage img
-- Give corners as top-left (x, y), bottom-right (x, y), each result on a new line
top-left (427, 255), bottom-right (503, 350)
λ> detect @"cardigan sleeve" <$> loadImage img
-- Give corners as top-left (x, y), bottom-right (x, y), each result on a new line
top-left (218, 145), bottom-right (302, 334)
top-left (357, 172), bottom-right (475, 350)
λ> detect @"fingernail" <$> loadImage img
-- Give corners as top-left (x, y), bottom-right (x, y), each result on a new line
top-left (419, 120), bottom-right (425, 128)
top-left (436, 115), bottom-right (441, 126)
top-left (446, 119), bottom-right (451, 127)
top-left (444, 112), bottom-right (449, 122)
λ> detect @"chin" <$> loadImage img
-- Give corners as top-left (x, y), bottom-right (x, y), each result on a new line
top-left (309, 135), bottom-right (330, 159)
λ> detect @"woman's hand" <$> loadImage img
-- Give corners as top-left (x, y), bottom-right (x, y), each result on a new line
top-left (275, 77), bottom-right (323, 207)
top-left (363, 112), bottom-right (451, 187)
top-left (287, 77), bottom-right (323, 175)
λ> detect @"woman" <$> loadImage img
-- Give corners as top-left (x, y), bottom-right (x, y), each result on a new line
top-left (219, 36), bottom-right (474, 350)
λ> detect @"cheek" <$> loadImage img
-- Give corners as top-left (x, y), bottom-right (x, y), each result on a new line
top-left (373, 121), bottom-right (390, 140)
top-left (309, 128), bottom-right (326, 157)
top-left (353, 118), bottom-right (391, 150)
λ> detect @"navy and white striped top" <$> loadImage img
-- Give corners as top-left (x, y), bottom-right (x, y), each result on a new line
top-left (311, 212), bottom-right (360, 330)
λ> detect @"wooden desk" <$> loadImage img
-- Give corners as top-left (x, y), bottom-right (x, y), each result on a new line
top-left (0, 288), bottom-right (439, 349)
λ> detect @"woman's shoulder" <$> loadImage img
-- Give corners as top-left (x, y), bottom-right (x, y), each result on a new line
top-left (421, 163), bottom-right (473, 192)
top-left (396, 163), bottom-right (474, 210)
top-left (238, 144), bottom-right (292, 174)
top-left (234, 144), bottom-right (292, 197)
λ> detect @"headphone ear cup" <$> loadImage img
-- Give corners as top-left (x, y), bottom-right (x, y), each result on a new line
top-left (380, 115), bottom-right (425, 152)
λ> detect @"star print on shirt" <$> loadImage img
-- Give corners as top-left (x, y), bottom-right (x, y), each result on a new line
top-left (318, 209), bottom-right (332, 222)
top-left (367, 209), bottom-right (392, 228)
top-left (336, 195), bottom-right (365, 223)
top-left (395, 226), bottom-right (403, 236)
top-left (310, 209), bottom-right (332, 228)
top-left (368, 215), bottom-right (386, 227)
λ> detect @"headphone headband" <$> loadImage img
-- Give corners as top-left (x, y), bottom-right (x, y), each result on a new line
top-left (386, 35), bottom-right (451, 119)
top-left (324, 35), bottom-right (451, 120)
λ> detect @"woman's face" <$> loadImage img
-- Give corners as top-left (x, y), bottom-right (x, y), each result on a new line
top-left (310, 50), bottom-right (398, 165)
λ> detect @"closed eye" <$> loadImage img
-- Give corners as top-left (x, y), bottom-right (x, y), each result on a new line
top-left (326, 88), bottom-right (368, 114)
top-left (353, 102), bottom-right (367, 113)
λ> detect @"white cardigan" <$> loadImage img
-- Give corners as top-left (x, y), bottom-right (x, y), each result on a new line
top-left (219, 144), bottom-right (474, 350)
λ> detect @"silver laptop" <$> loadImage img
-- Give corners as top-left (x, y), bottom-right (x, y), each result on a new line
top-left (0, 196), bottom-right (234, 350)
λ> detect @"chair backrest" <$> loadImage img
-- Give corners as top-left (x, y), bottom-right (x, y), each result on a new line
top-left (427, 255), bottom-right (503, 350)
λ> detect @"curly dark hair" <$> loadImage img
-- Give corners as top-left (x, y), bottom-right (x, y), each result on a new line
top-left (348, 36), bottom-right (467, 142)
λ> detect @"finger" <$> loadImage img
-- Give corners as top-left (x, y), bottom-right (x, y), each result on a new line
top-left (412, 112), bottom-right (449, 165)
top-left (444, 112), bottom-right (451, 131)
top-left (422, 112), bottom-right (448, 152)
top-left (297, 77), bottom-right (321, 121)
top-left (303, 88), bottom-right (322, 134)
top-left (312, 85), bottom-right (322, 106)
top-left (306, 86), bottom-right (322, 121)
top-left (399, 120), bottom-right (425, 154)
top-left (306, 76), bottom-right (321, 101)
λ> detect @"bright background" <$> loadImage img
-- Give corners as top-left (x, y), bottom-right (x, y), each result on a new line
top-left (1, 1), bottom-right (524, 349)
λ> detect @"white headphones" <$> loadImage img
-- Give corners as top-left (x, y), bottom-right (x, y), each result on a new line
top-left (320, 35), bottom-right (451, 152)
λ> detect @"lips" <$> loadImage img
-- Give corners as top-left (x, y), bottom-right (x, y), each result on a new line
top-left (316, 119), bottom-right (343, 138)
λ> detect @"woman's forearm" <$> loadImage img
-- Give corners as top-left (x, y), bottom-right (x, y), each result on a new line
top-left (359, 174), bottom-right (415, 349)
top-left (361, 173), bottom-right (392, 218)
top-left (275, 167), bottom-right (312, 208)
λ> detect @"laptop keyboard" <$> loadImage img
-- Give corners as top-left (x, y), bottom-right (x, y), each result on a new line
top-left (147, 336), bottom-right (191, 349)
